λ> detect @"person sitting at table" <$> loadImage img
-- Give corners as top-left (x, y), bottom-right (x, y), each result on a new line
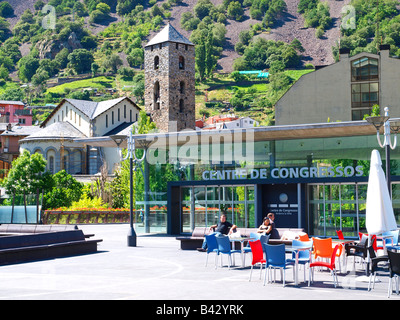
top-left (197, 212), bottom-right (237, 252)
top-left (266, 212), bottom-right (280, 239)
top-left (257, 216), bottom-right (273, 235)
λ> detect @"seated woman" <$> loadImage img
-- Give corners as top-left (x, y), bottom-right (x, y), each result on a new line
top-left (257, 217), bottom-right (272, 234)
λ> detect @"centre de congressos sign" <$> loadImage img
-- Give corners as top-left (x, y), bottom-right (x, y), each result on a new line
top-left (201, 166), bottom-right (364, 181)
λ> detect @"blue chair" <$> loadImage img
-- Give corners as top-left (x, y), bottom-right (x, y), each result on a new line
top-left (216, 235), bottom-right (241, 269)
top-left (286, 240), bottom-right (313, 283)
top-left (383, 230), bottom-right (400, 251)
top-left (205, 233), bottom-right (219, 268)
top-left (263, 243), bottom-right (291, 287)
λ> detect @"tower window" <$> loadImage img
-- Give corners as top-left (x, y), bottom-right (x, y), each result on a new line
top-left (154, 56), bottom-right (159, 70)
top-left (180, 81), bottom-right (185, 94)
top-left (176, 43), bottom-right (179, 49)
top-left (179, 99), bottom-right (184, 112)
top-left (159, 43), bottom-right (162, 49)
top-left (185, 44), bottom-right (188, 50)
top-left (154, 81), bottom-right (160, 110)
top-left (179, 56), bottom-right (185, 70)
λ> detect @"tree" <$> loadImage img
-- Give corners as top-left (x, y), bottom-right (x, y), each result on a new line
top-left (1, 150), bottom-right (47, 214)
top-left (227, 1), bottom-right (243, 21)
top-left (67, 49), bottom-right (94, 74)
top-left (195, 42), bottom-right (206, 80)
top-left (102, 53), bottom-right (123, 73)
top-left (18, 55), bottom-right (40, 82)
top-left (205, 30), bottom-right (217, 77)
top-left (54, 48), bottom-right (69, 69)
top-left (91, 62), bottom-right (99, 77)
top-left (31, 69), bottom-right (49, 87)
top-left (194, 0), bottom-right (214, 20)
top-left (0, 2), bottom-right (14, 18)
top-left (42, 170), bottom-right (84, 210)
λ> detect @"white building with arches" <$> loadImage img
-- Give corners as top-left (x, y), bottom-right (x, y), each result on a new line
top-left (19, 97), bottom-right (141, 175)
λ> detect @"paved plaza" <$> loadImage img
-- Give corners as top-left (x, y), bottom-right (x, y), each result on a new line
top-left (0, 224), bottom-right (398, 301)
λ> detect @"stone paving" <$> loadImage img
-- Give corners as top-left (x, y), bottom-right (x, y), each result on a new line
top-left (0, 224), bottom-right (398, 301)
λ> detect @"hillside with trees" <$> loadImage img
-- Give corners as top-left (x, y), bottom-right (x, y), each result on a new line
top-left (0, 0), bottom-right (398, 125)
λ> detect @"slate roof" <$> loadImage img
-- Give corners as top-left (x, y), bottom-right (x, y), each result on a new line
top-left (103, 122), bottom-right (134, 136)
top-left (20, 121), bottom-right (86, 142)
top-left (40, 97), bottom-right (140, 128)
top-left (0, 100), bottom-right (25, 106)
top-left (145, 23), bottom-right (194, 47)
top-left (0, 125), bottom-right (41, 137)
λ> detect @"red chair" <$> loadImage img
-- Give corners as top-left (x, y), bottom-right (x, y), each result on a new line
top-left (309, 244), bottom-right (341, 288)
top-left (336, 230), bottom-right (344, 240)
top-left (359, 232), bottom-right (381, 251)
top-left (249, 240), bottom-right (266, 281)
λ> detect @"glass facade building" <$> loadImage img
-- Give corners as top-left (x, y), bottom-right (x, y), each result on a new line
top-left (104, 120), bottom-right (400, 237)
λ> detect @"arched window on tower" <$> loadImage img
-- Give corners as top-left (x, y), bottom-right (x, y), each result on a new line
top-left (179, 56), bottom-right (185, 70)
top-left (154, 81), bottom-right (160, 110)
top-left (154, 56), bottom-right (159, 70)
top-left (179, 99), bottom-right (184, 112)
top-left (180, 81), bottom-right (185, 94)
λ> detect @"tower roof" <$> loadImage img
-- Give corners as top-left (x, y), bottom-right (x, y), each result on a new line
top-left (145, 23), bottom-right (194, 47)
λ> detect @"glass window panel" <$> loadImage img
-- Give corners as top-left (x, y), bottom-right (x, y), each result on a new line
top-left (359, 58), bottom-right (369, 67)
top-left (352, 84), bottom-right (361, 93)
top-left (352, 93), bottom-right (361, 102)
top-left (391, 183), bottom-right (400, 226)
top-left (369, 92), bottom-right (378, 102)
top-left (181, 187), bottom-right (192, 232)
top-left (360, 83), bottom-right (370, 92)
top-left (361, 92), bottom-right (371, 102)
top-left (370, 58), bottom-right (378, 65)
top-left (370, 82), bottom-right (379, 92)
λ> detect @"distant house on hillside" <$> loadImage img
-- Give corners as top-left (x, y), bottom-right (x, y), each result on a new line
top-left (197, 114), bottom-right (258, 130)
top-left (0, 100), bottom-right (32, 126)
top-left (19, 97), bottom-right (141, 175)
top-left (0, 124), bottom-right (41, 173)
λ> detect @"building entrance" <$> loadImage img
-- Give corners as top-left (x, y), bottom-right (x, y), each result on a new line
top-left (168, 181), bottom-right (304, 235)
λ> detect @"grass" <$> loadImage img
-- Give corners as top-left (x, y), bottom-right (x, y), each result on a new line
top-left (46, 76), bottom-right (116, 94)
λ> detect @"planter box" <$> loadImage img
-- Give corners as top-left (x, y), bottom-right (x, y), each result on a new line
top-left (43, 210), bottom-right (131, 224)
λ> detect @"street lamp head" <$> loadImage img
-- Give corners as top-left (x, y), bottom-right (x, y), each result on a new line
top-left (366, 116), bottom-right (390, 131)
top-left (110, 134), bottom-right (127, 147)
top-left (390, 120), bottom-right (400, 134)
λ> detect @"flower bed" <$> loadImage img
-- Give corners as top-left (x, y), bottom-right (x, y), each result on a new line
top-left (42, 208), bottom-right (133, 224)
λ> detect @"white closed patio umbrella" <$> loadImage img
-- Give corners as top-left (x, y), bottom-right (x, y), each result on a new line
top-left (357, 150), bottom-right (398, 283)
top-left (366, 149), bottom-right (397, 237)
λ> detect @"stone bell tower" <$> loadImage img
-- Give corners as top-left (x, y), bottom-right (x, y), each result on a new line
top-left (144, 23), bottom-right (195, 132)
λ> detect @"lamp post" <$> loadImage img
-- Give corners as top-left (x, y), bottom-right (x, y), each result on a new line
top-left (366, 107), bottom-right (400, 195)
top-left (111, 130), bottom-right (146, 247)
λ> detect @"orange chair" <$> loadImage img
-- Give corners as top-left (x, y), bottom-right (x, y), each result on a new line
top-left (299, 233), bottom-right (310, 241)
top-left (312, 237), bottom-right (333, 261)
top-left (248, 240), bottom-right (266, 282)
top-left (309, 244), bottom-right (341, 287)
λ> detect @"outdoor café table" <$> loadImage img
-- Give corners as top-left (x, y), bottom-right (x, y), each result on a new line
top-left (229, 236), bottom-right (253, 267)
top-left (285, 244), bottom-right (313, 286)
